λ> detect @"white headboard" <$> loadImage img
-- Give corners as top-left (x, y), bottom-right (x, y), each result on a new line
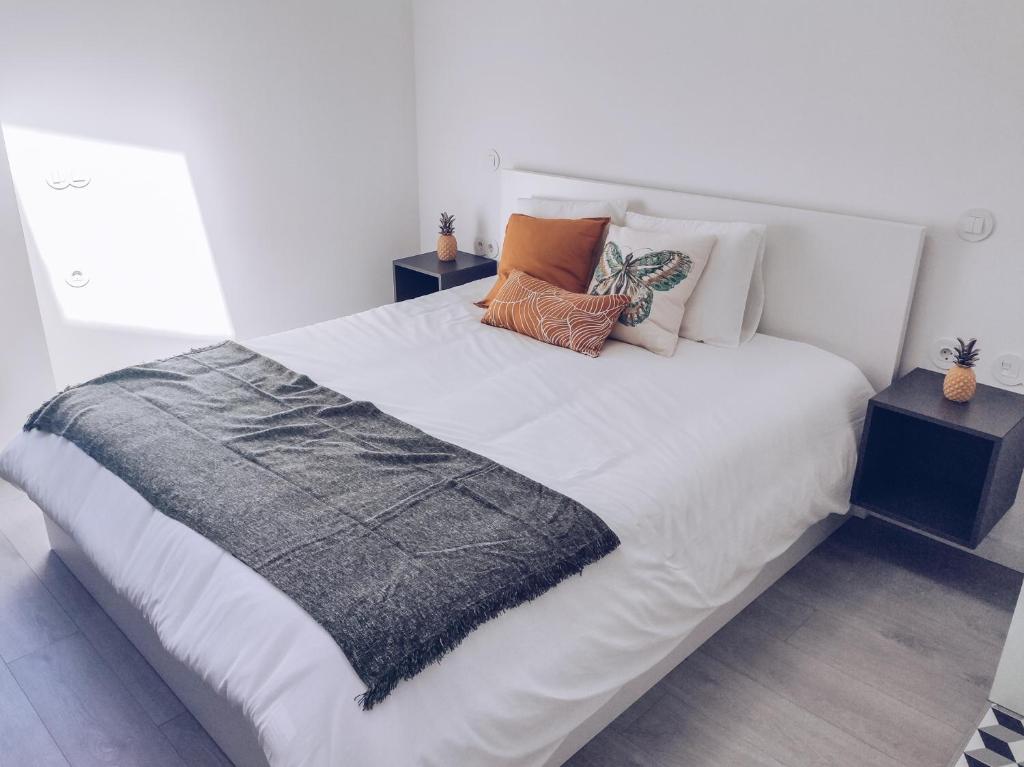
top-left (500, 169), bottom-right (924, 392)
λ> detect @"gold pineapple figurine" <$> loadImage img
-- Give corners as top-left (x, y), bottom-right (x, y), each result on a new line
top-left (943, 337), bottom-right (980, 403)
top-left (437, 212), bottom-right (457, 262)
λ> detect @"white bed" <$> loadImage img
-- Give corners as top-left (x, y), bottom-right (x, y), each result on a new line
top-left (0, 171), bottom-right (925, 766)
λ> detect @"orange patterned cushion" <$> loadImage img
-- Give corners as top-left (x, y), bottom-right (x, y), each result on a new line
top-left (481, 270), bottom-right (629, 357)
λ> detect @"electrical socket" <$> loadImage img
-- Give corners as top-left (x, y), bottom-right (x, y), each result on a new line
top-left (931, 337), bottom-right (958, 370)
top-left (474, 239), bottom-right (499, 259)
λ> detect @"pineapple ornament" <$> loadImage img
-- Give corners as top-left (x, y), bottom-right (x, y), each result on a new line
top-left (437, 212), bottom-right (457, 262)
top-left (943, 337), bottom-right (980, 403)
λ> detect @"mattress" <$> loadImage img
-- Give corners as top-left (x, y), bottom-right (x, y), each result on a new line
top-left (0, 277), bottom-right (874, 767)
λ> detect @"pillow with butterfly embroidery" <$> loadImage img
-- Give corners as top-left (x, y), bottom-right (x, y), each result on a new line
top-left (588, 225), bottom-right (716, 356)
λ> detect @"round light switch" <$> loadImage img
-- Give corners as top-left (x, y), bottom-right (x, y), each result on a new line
top-left (957, 209), bottom-right (995, 242)
top-left (993, 353), bottom-right (1024, 386)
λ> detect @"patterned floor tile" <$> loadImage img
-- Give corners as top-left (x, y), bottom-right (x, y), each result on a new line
top-left (958, 706), bottom-right (1024, 767)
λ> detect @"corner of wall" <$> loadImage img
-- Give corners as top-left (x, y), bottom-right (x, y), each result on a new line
top-left (0, 129), bottom-right (56, 442)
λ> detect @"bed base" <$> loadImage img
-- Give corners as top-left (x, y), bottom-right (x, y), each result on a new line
top-left (43, 516), bottom-right (271, 767)
top-left (544, 511), bottom-right (845, 764)
top-left (43, 511), bottom-right (846, 767)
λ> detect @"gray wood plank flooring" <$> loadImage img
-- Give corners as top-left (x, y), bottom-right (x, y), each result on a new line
top-left (9, 634), bottom-right (185, 767)
top-left (663, 651), bottom-right (902, 767)
top-left (568, 518), bottom-right (1021, 767)
top-left (1, 479), bottom-right (1020, 767)
top-left (0, 659), bottom-right (69, 767)
top-left (0, 530), bottom-right (76, 663)
top-left (700, 607), bottom-right (959, 765)
top-left (160, 712), bottom-right (234, 767)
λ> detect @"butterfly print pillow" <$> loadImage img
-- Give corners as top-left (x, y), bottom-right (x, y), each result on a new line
top-left (589, 225), bottom-right (716, 356)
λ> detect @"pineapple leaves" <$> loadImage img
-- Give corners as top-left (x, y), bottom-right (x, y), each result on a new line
top-left (954, 337), bottom-right (981, 368)
top-left (438, 212), bottom-right (456, 236)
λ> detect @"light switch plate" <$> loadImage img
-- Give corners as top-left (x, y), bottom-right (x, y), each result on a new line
top-left (957, 208), bottom-right (995, 242)
top-left (993, 353), bottom-right (1024, 386)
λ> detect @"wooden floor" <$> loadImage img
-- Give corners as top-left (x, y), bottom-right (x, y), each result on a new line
top-left (1, 480), bottom-right (1020, 767)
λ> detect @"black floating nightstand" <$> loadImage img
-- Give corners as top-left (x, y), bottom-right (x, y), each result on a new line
top-left (851, 367), bottom-right (1024, 548)
top-left (392, 251), bottom-right (497, 302)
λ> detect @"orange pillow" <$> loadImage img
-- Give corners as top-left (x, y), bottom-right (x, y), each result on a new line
top-left (481, 270), bottom-right (628, 357)
top-left (477, 213), bottom-right (610, 307)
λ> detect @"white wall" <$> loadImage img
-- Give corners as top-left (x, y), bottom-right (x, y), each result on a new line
top-left (0, 136), bottom-right (55, 441)
top-left (992, 585), bottom-right (1024, 714)
top-left (0, 0), bottom-right (419, 387)
top-left (413, 0), bottom-right (1024, 387)
top-left (4, 1), bottom-right (1020, 396)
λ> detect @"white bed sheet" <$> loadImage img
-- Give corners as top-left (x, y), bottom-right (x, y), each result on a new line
top-left (0, 277), bottom-right (873, 767)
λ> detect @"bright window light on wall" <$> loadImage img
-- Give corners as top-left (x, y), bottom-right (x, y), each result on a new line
top-left (2, 124), bottom-right (233, 338)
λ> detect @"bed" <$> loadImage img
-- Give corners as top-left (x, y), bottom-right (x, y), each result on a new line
top-left (0, 171), bottom-right (925, 766)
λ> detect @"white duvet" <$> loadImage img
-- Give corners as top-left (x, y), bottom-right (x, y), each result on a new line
top-left (0, 278), bottom-right (873, 767)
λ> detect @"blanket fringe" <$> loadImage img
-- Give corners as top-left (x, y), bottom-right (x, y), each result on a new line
top-left (355, 527), bottom-right (620, 711)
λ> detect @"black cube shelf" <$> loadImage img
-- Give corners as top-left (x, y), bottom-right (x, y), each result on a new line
top-left (851, 368), bottom-right (1024, 548)
top-left (393, 251), bottom-right (497, 303)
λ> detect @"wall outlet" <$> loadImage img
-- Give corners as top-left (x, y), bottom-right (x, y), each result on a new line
top-left (931, 337), bottom-right (959, 370)
top-left (474, 238), bottom-right (498, 259)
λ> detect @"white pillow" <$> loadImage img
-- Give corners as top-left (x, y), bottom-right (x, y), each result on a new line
top-left (589, 225), bottom-right (715, 356)
top-left (517, 197), bottom-right (628, 226)
top-left (625, 212), bottom-right (767, 347)
top-left (741, 234), bottom-right (768, 343)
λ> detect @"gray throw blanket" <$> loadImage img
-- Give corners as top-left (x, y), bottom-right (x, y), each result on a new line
top-left (25, 341), bottom-right (619, 709)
